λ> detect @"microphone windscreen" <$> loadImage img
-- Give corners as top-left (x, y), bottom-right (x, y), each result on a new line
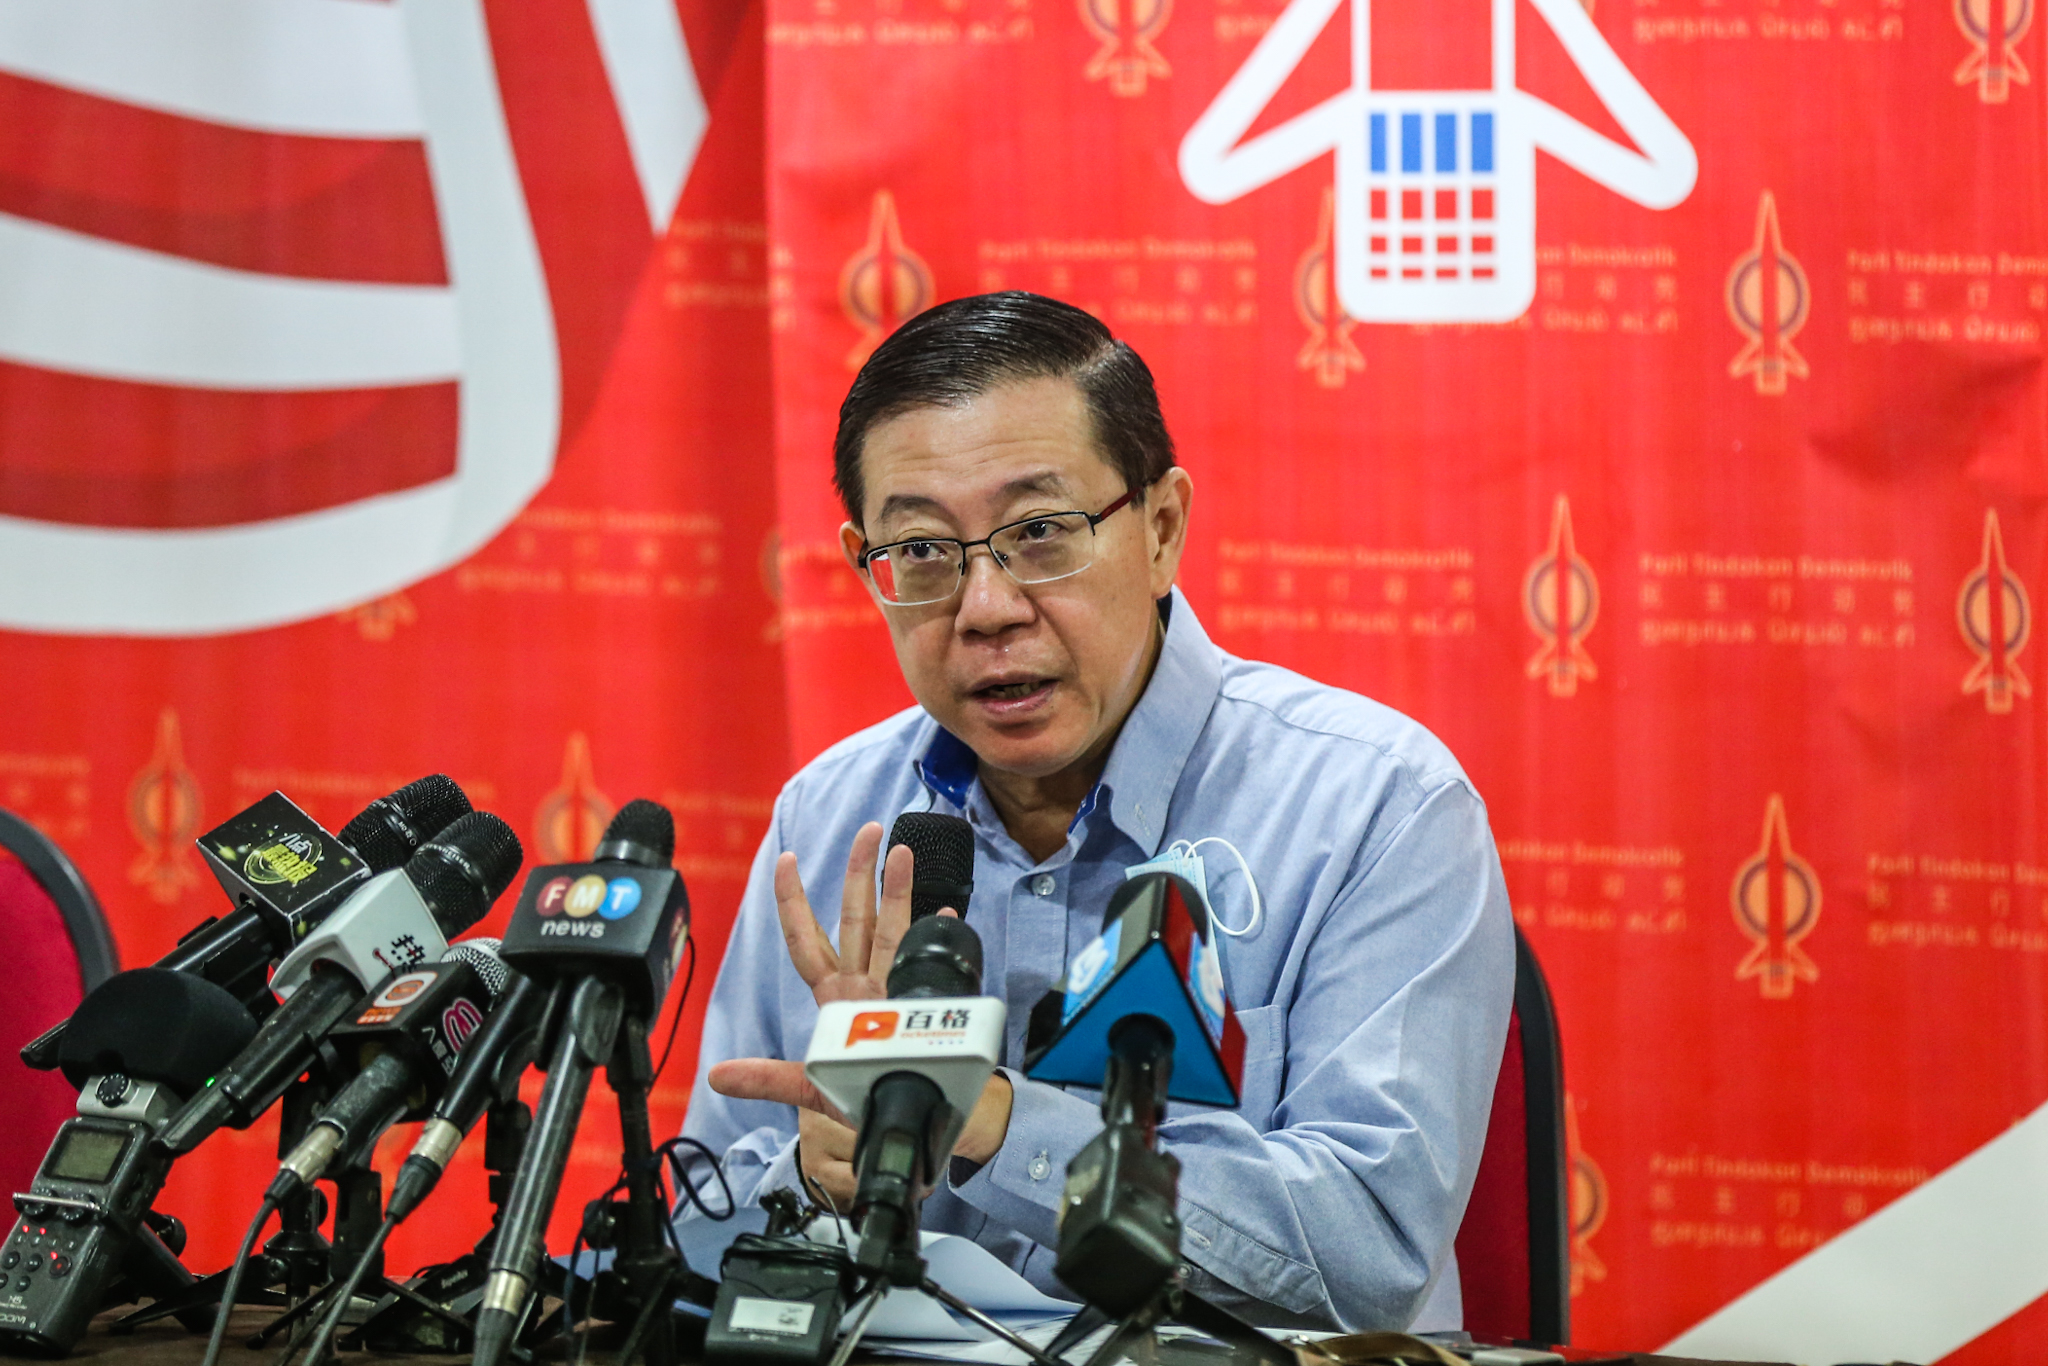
top-left (888, 813), bottom-right (975, 921)
top-left (340, 775), bottom-right (473, 872)
top-left (887, 914), bottom-right (984, 999)
top-left (410, 813), bottom-right (524, 937)
top-left (442, 937), bottom-right (510, 1001)
top-left (599, 799), bottom-right (675, 865)
top-left (58, 968), bottom-right (258, 1097)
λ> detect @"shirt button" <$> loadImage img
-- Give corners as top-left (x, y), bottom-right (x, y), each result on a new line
top-left (1031, 874), bottom-right (1056, 897)
top-left (1028, 1152), bottom-right (1052, 1180)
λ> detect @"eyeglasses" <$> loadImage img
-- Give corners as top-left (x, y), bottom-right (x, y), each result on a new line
top-left (858, 491), bottom-right (1135, 607)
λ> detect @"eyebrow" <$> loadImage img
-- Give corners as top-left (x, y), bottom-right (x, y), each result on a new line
top-left (872, 472), bottom-right (1077, 530)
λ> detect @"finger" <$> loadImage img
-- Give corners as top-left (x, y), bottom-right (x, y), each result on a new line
top-left (872, 841), bottom-right (915, 973)
top-left (798, 1106), bottom-right (858, 1162)
top-left (708, 1058), bottom-right (854, 1127)
top-left (773, 852), bottom-right (839, 986)
top-left (838, 822), bottom-right (884, 977)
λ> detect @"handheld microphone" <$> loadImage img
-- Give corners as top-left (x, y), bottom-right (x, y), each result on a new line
top-left (267, 940), bottom-right (514, 1201)
top-left (804, 916), bottom-right (1004, 1283)
top-left (18, 776), bottom-right (470, 1072)
top-left (156, 812), bottom-right (524, 1155)
top-left (383, 970), bottom-right (555, 1224)
top-left (471, 801), bottom-right (689, 1366)
top-left (886, 813), bottom-right (974, 921)
top-left (0, 972), bottom-right (260, 1354)
top-left (1022, 872), bottom-right (1242, 1315)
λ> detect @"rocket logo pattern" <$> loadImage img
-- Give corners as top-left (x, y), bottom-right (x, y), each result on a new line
top-left (1958, 508), bottom-right (2031, 714)
top-left (1524, 496), bottom-right (1599, 697)
top-left (1180, 0), bottom-right (1695, 321)
top-left (1566, 1096), bottom-right (1607, 1296)
top-left (127, 707), bottom-right (203, 904)
top-left (1731, 794), bottom-right (1822, 1000)
top-left (1080, 0), bottom-right (1173, 96)
top-left (840, 191), bottom-right (933, 370)
top-left (1955, 0), bottom-right (2033, 101)
top-left (536, 732), bottom-right (615, 865)
top-left (1726, 192), bottom-right (1810, 396)
top-left (1296, 188), bottom-right (1366, 387)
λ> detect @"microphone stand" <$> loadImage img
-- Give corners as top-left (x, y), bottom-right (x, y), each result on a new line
top-left (1044, 1017), bottom-right (1294, 1366)
top-left (110, 1081), bottom-right (333, 1332)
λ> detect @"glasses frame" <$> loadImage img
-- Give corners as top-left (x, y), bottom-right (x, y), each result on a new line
top-left (857, 490), bottom-right (1136, 608)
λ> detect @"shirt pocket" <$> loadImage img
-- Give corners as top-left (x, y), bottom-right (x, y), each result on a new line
top-left (1227, 1002), bottom-right (1288, 1128)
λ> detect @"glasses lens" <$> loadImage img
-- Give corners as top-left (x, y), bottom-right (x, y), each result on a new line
top-left (868, 540), bottom-right (963, 605)
top-left (990, 513), bottom-right (1094, 584)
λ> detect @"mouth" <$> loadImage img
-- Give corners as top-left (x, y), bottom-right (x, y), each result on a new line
top-left (977, 679), bottom-right (1048, 700)
top-left (966, 675), bottom-right (1058, 714)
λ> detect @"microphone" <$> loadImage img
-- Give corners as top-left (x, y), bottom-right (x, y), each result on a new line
top-left (383, 970), bottom-right (554, 1224)
top-left (0, 972), bottom-right (260, 1354)
top-left (804, 915), bottom-right (1005, 1283)
top-left (886, 812), bottom-right (975, 921)
top-left (156, 812), bottom-right (524, 1155)
top-left (267, 940), bottom-right (513, 1201)
top-left (18, 776), bottom-right (470, 1071)
top-left (1022, 872), bottom-right (1242, 1315)
top-left (1022, 870), bottom-right (1246, 1107)
top-left (471, 801), bottom-right (690, 1366)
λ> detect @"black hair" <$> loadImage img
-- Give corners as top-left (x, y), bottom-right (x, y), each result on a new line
top-left (832, 291), bottom-right (1176, 524)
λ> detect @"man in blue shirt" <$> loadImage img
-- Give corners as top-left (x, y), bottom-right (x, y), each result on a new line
top-left (682, 292), bottom-right (1513, 1331)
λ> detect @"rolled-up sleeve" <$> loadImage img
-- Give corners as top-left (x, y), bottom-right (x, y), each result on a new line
top-left (951, 781), bottom-right (1513, 1331)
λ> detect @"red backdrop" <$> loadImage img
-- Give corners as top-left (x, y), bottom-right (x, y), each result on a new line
top-left (2, 0), bottom-right (2044, 1356)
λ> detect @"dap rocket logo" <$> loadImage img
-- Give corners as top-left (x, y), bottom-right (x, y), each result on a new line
top-left (0, 0), bottom-right (709, 635)
top-left (1565, 1096), bottom-right (1607, 1297)
top-left (841, 192), bottom-right (934, 370)
top-left (1524, 495), bottom-right (1599, 697)
top-left (1295, 189), bottom-right (1366, 387)
top-left (1731, 794), bottom-right (1822, 1000)
top-left (1179, 0), bottom-right (1695, 322)
top-left (536, 732), bottom-right (615, 865)
top-left (1726, 191), bottom-right (1811, 397)
top-left (1080, 0), bottom-right (1173, 97)
top-left (1958, 508), bottom-right (2032, 713)
top-left (127, 707), bottom-right (203, 905)
top-left (1955, 0), bottom-right (2033, 101)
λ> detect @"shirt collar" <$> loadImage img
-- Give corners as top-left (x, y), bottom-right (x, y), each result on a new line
top-left (911, 587), bottom-right (1224, 856)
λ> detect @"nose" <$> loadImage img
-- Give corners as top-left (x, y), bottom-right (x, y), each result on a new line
top-left (953, 545), bottom-right (1034, 636)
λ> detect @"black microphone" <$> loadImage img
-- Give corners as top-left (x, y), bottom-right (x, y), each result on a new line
top-left (156, 812), bottom-right (523, 1155)
top-left (19, 776), bottom-right (470, 1072)
top-left (887, 812), bottom-right (974, 921)
top-left (383, 970), bottom-right (556, 1224)
top-left (1022, 872), bottom-right (1243, 1315)
top-left (267, 940), bottom-right (513, 1201)
top-left (472, 801), bottom-right (691, 1366)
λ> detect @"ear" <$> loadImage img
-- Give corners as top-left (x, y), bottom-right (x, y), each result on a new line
top-left (839, 521), bottom-right (867, 573)
top-left (1144, 468), bottom-right (1193, 598)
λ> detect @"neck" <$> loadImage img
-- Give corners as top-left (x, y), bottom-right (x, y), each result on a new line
top-left (978, 607), bottom-right (1166, 864)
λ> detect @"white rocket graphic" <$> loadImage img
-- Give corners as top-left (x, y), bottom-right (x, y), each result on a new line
top-left (1179, 0), bottom-right (1697, 323)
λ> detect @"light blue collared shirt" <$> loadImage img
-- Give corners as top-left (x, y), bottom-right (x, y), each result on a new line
top-left (678, 590), bottom-right (1513, 1331)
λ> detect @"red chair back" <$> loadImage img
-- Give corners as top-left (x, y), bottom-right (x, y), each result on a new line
top-left (1453, 927), bottom-right (1568, 1345)
top-left (0, 815), bottom-right (119, 1201)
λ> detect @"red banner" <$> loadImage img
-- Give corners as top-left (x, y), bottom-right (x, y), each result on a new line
top-left (2, 0), bottom-right (2046, 1357)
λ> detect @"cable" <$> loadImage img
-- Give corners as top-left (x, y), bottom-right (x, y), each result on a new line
top-left (288, 1211), bottom-right (399, 1366)
top-left (657, 1136), bottom-right (733, 1222)
top-left (650, 934), bottom-right (696, 1084)
top-left (799, 1165), bottom-right (848, 1250)
top-left (201, 1195), bottom-right (279, 1366)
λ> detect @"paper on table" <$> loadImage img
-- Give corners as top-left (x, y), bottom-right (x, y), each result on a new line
top-left (803, 1218), bottom-right (1078, 1340)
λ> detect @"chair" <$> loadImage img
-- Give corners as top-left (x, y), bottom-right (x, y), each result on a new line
top-left (1453, 925), bottom-right (1569, 1345)
top-left (0, 809), bottom-right (120, 1200)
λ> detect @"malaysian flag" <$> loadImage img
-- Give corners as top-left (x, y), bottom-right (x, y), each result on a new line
top-left (0, 0), bottom-right (707, 635)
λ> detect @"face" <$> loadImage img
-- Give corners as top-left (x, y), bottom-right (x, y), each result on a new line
top-left (839, 376), bottom-right (1192, 782)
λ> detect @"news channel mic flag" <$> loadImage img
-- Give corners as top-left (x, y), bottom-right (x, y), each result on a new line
top-left (684, 291), bottom-right (1514, 1332)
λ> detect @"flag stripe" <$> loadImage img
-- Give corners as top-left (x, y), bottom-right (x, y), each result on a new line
top-left (0, 0), bottom-right (420, 139)
top-left (0, 359), bottom-right (457, 529)
top-left (0, 70), bottom-right (444, 284)
top-left (0, 211), bottom-right (458, 391)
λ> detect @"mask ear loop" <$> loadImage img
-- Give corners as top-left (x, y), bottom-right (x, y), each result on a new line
top-left (1188, 837), bottom-right (1262, 938)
